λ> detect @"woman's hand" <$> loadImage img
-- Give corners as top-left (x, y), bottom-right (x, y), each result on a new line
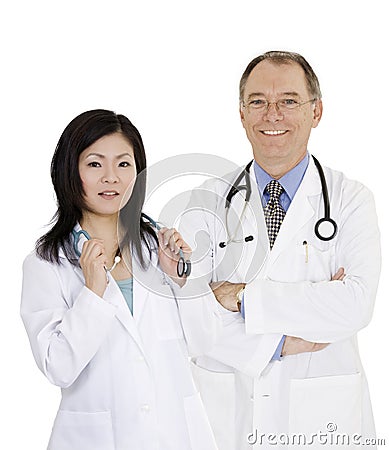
top-left (158, 228), bottom-right (192, 287)
top-left (79, 239), bottom-right (108, 297)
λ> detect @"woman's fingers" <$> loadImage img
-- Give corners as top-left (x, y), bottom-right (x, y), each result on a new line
top-left (81, 239), bottom-right (105, 259)
top-left (79, 239), bottom-right (108, 297)
top-left (158, 228), bottom-right (192, 256)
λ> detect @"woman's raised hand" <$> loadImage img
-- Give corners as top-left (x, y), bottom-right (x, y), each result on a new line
top-left (157, 228), bottom-right (192, 287)
top-left (79, 239), bottom-right (108, 297)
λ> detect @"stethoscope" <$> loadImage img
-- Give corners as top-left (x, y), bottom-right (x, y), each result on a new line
top-left (141, 213), bottom-right (191, 278)
top-left (72, 229), bottom-right (122, 275)
top-left (219, 155), bottom-right (338, 248)
top-left (72, 213), bottom-right (191, 278)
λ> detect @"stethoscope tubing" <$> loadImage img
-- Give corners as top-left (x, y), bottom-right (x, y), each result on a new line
top-left (72, 217), bottom-right (192, 278)
top-left (141, 213), bottom-right (191, 278)
top-left (72, 217), bottom-right (191, 278)
top-left (221, 155), bottom-right (337, 247)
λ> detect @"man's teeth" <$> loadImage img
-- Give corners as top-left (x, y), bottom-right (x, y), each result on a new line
top-left (262, 130), bottom-right (287, 135)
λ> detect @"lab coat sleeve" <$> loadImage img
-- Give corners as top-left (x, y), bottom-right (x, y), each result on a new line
top-left (21, 253), bottom-right (117, 388)
top-left (204, 302), bottom-right (284, 377)
top-left (171, 277), bottom-right (282, 377)
top-left (170, 275), bottom-right (282, 376)
top-left (244, 182), bottom-right (381, 342)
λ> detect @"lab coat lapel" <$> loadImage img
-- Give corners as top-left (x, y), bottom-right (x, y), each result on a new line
top-left (269, 157), bottom-right (322, 263)
top-left (72, 264), bottom-right (148, 357)
top-left (247, 169), bottom-right (269, 255)
top-left (131, 253), bottom-right (161, 324)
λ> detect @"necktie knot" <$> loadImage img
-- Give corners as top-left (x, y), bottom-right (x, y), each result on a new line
top-left (265, 180), bottom-right (284, 200)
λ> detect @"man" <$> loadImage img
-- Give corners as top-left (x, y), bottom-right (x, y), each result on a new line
top-left (179, 51), bottom-right (381, 449)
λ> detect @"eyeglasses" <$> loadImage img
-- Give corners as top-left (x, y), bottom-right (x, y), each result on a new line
top-left (242, 98), bottom-right (317, 113)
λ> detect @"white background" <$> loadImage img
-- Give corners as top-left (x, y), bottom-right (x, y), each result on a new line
top-left (1, 0), bottom-right (388, 448)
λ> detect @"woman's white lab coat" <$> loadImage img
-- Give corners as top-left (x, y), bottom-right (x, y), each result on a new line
top-left (20, 234), bottom-right (221, 450)
top-left (179, 156), bottom-right (381, 450)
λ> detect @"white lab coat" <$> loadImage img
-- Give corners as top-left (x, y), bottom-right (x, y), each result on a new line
top-left (179, 156), bottom-right (381, 450)
top-left (21, 231), bottom-right (223, 450)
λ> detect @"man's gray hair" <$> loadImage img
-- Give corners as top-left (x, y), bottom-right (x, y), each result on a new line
top-left (239, 51), bottom-right (322, 103)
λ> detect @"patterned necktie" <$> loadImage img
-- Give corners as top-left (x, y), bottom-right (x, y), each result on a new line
top-left (264, 180), bottom-right (286, 249)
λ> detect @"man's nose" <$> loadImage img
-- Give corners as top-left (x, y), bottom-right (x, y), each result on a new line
top-left (263, 102), bottom-right (283, 121)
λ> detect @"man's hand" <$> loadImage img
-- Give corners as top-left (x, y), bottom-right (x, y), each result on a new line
top-left (281, 336), bottom-right (328, 356)
top-left (209, 281), bottom-right (246, 312)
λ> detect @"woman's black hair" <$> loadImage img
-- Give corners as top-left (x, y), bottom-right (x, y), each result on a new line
top-left (36, 109), bottom-right (157, 268)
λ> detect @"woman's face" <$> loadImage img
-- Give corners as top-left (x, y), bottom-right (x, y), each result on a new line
top-left (78, 132), bottom-right (137, 218)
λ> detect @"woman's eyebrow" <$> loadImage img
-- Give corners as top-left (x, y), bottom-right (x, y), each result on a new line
top-left (84, 152), bottom-right (134, 159)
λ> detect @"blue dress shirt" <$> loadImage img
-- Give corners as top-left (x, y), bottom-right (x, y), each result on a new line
top-left (241, 153), bottom-right (309, 360)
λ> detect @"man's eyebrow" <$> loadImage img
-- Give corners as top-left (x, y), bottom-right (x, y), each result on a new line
top-left (246, 91), bottom-right (301, 100)
top-left (246, 92), bottom-right (266, 100)
top-left (281, 91), bottom-right (300, 97)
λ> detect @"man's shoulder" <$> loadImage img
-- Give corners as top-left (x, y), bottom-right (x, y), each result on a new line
top-left (196, 165), bottom-right (246, 193)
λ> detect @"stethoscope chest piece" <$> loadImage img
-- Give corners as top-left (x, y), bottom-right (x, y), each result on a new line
top-left (177, 258), bottom-right (191, 278)
top-left (314, 217), bottom-right (337, 241)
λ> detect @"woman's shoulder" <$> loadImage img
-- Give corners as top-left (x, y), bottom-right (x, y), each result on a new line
top-left (23, 248), bottom-right (73, 274)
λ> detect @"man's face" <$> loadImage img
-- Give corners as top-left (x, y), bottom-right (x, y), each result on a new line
top-left (240, 60), bottom-right (322, 169)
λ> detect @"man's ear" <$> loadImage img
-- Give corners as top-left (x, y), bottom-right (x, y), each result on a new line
top-left (312, 99), bottom-right (323, 128)
top-left (239, 105), bottom-right (245, 124)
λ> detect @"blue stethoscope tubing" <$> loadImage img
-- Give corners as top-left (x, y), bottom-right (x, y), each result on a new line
top-left (141, 213), bottom-right (191, 278)
top-left (72, 217), bottom-right (191, 278)
top-left (220, 155), bottom-right (337, 248)
top-left (72, 229), bottom-right (92, 257)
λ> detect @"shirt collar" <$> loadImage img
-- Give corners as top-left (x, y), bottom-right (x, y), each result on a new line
top-left (253, 153), bottom-right (309, 201)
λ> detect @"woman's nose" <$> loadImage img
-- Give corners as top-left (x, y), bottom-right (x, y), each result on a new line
top-left (101, 166), bottom-right (119, 183)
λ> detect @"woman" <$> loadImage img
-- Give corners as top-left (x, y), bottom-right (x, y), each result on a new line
top-left (21, 109), bottom-right (218, 450)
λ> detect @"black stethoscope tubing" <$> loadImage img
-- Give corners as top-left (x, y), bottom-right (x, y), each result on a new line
top-left (219, 155), bottom-right (337, 248)
top-left (311, 155), bottom-right (338, 241)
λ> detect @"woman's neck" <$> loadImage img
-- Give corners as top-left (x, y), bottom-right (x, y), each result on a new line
top-left (80, 212), bottom-right (119, 258)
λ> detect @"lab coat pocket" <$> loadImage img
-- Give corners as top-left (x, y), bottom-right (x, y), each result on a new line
top-left (183, 392), bottom-right (218, 450)
top-left (297, 241), bottom-right (335, 282)
top-left (289, 373), bottom-right (362, 440)
top-left (155, 297), bottom-right (185, 340)
top-left (48, 410), bottom-right (115, 450)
